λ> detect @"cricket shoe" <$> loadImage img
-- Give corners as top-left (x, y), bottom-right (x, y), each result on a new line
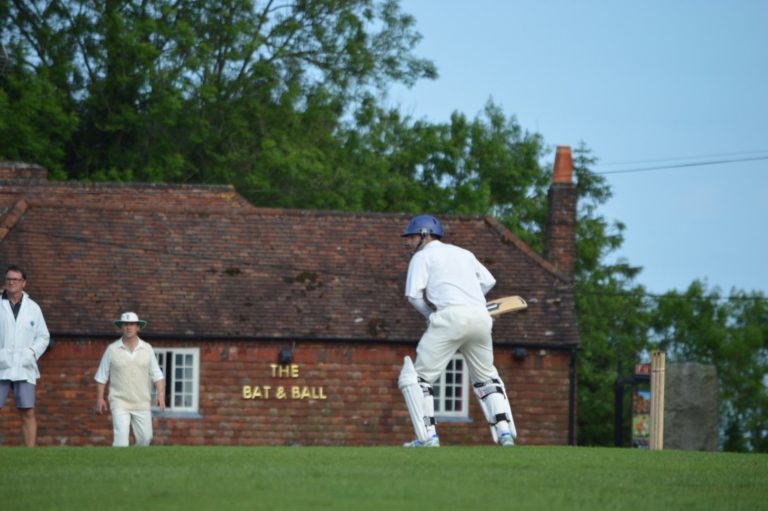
top-left (403, 435), bottom-right (440, 448)
top-left (498, 433), bottom-right (515, 447)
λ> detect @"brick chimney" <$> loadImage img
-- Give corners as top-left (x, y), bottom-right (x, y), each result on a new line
top-left (544, 146), bottom-right (577, 275)
top-left (0, 161), bottom-right (48, 181)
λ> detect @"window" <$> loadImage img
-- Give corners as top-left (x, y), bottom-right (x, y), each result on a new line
top-left (152, 347), bottom-right (200, 414)
top-left (433, 354), bottom-right (470, 420)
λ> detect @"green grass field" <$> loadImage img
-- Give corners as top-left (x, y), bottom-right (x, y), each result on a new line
top-left (1, 446), bottom-right (766, 511)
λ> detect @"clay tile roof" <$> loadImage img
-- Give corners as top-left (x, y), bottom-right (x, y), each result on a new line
top-left (0, 179), bottom-right (578, 347)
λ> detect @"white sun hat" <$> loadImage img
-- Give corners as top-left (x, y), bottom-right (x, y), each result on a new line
top-left (113, 311), bottom-right (147, 329)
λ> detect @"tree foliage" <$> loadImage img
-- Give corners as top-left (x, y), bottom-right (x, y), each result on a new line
top-left (568, 145), bottom-right (652, 445)
top-left (0, 43), bottom-right (75, 176)
top-left (651, 282), bottom-right (768, 451)
top-left (1, 0), bottom-right (436, 186)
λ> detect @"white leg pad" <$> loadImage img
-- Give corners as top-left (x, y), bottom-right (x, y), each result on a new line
top-left (473, 377), bottom-right (517, 443)
top-left (420, 380), bottom-right (436, 438)
top-left (398, 356), bottom-right (431, 442)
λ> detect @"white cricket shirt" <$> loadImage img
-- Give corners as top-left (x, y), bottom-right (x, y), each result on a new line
top-left (404, 240), bottom-right (496, 311)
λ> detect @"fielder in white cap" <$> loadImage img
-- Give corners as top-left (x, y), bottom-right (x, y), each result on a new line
top-left (94, 311), bottom-right (165, 446)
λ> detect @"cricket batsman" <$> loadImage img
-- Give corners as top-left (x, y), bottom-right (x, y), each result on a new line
top-left (398, 214), bottom-right (516, 447)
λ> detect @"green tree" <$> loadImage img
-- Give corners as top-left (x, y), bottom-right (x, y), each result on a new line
top-left (651, 282), bottom-right (768, 451)
top-left (242, 97), bottom-right (547, 213)
top-left (0, 44), bottom-right (75, 176)
top-left (1, 0), bottom-right (436, 184)
top-left (567, 144), bottom-right (652, 446)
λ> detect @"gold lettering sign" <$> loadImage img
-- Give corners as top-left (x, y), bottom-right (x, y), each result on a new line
top-left (270, 363), bottom-right (300, 378)
top-left (241, 364), bottom-right (327, 400)
top-left (242, 385), bottom-right (272, 399)
top-left (291, 386), bottom-right (327, 400)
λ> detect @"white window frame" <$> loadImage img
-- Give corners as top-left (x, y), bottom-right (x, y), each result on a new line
top-left (152, 347), bottom-right (200, 414)
top-left (433, 353), bottom-right (470, 420)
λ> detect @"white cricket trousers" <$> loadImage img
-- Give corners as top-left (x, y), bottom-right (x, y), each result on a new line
top-left (414, 305), bottom-right (498, 385)
top-left (111, 408), bottom-right (153, 447)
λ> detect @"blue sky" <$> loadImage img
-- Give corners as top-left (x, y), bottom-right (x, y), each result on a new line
top-left (389, 0), bottom-right (768, 295)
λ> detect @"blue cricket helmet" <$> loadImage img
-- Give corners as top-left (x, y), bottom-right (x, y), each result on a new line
top-left (402, 214), bottom-right (443, 238)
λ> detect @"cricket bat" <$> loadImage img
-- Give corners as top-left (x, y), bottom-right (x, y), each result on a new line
top-left (486, 295), bottom-right (527, 316)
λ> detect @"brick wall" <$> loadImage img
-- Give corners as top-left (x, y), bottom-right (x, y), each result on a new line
top-left (1, 339), bottom-right (573, 446)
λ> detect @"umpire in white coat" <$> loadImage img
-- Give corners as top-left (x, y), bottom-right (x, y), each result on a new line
top-left (0, 265), bottom-right (51, 447)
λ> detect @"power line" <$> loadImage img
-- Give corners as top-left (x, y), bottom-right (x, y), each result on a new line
top-left (597, 149), bottom-right (768, 167)
top-left (230, 153), bottom-right (768, 195)
top-left (593, 155), bottom-right (768, 175)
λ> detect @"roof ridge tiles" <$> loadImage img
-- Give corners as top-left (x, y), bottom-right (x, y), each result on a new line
top-left (24, 196), bottom-right (254, 214)
top-left (0, 179), bottom-right (235, 191)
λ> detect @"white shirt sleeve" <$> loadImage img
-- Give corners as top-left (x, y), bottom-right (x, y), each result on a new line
top-left (404, 251), bottom-right (429, 301)
top-left (149, 348), bottom-right (164, 382)
top-left (94, 347), bottom-right (111, 384)
top-left (475, 257), bottom-right (496, 295)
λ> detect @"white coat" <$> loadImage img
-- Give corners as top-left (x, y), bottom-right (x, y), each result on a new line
top-left (0, 291), bottom-right (50, 384)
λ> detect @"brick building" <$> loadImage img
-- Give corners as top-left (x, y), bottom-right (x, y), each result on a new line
top-left (0, 147), bottom-right (579, 446)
